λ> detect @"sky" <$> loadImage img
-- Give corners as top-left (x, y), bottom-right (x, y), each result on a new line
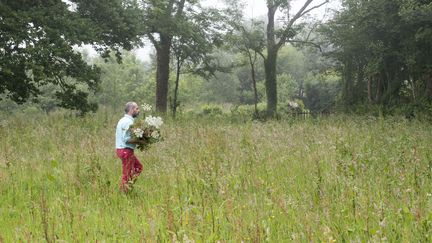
top-left (225, 0), bottom-right (340, 20)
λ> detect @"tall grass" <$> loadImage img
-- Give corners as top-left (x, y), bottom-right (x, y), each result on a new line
top-left (0, 111), bottom-right (431, 241)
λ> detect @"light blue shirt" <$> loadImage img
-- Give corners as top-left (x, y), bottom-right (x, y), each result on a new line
top-left (115, 114), bottom-right (136, 149)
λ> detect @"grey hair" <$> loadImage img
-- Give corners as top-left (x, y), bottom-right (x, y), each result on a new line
top-left (124, 102), bottom-right (137, 113)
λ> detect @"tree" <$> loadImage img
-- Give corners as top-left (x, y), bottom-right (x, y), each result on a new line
top-left (200, 50), bottom-right (241, 104)
top-left (169, 8), bottom-right (225, 117)
top-left (258, 0), bottom-right (329, 117)
top-left (0, 0), bottom-right (143, 113)
top-left (277, 45), bottom-right (307, 99)
top-left (322, 0), bottom-right (432, 113)
top-left (142, 0), bottom-right (226, 113)
top-left (228, 19), bottom-right (266, 116)
top-left (304, 71), bottom-right (340, 113)
top-left (94, 51), bottom-right (154, 109)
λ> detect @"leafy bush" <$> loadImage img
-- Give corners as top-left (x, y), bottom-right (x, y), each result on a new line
top-left (200, 104), bottom-right (223, 116)
top-left (278, 99), bottom-right (306, 115)
top-left (230, 103), bottom-right (267, 118)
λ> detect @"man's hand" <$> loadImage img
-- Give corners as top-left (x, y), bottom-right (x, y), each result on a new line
top-left (128, 138), bottom-right (147, 145)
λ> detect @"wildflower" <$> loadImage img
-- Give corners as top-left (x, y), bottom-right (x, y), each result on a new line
top-left (145, 115), bottom-right (163, 129)
top-left (151, 130), bottom-right (159, 139)
top-left (133, 128), bottom-right (144, 138)
top-left (141, 103), bottom-right (152, 112)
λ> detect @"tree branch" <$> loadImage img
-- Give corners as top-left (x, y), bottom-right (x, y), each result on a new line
top-left (288, 40), bottom-right (322, 52)
top-left (304, 21), bottom-right (320, 43)
top-left (166, 0), bottom-right (175, 16)
top-left (147, 33), bottom-right (159, 50)
top-left (238, 25), bottom-right (266, 61)
top-left (175, 0), bottom-right (186, 17)
top-left (276, 0), bottom-right (313, 48)
top-left (254, 48), bottom-right (266, 61)
top-left (301, 1), bottom-right (329, 19)
top-left (276, 0), bottom-right (328, 48)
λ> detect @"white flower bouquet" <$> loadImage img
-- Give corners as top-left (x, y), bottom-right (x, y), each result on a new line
top-left (129, 103), bottom-right (164, 150)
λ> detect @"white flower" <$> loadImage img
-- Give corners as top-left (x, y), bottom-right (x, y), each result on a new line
top-left (288, 101), bottom-right (299, 108)
top-left (141, 103), bottom-right (152, 112)
top-left (151, 130), bottom-right (159, 139)
top-left (133, 128), bottom-right (144, 138)
top-left (145, 115), bottom-right (163, 129)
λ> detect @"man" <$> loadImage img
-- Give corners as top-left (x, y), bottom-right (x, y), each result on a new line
top-left (115, 102), bottom-right (145, 192)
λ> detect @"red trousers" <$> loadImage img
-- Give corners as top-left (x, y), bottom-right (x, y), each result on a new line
top-left (116, 148), bottom-right (143, 191)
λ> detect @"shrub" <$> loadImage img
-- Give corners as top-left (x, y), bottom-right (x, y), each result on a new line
top-left (200, 104), bottom-right (223, 116)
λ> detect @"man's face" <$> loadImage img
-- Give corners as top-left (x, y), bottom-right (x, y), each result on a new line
top-left (132, 104), bottom-right (140, 118)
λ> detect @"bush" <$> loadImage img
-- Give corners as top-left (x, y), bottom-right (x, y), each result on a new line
top-left (230, 103), bottom-right (267, 120)
top-left (278, 99), bottom-right (306, 116)
top-left (200, 104), bottom-right (223, 116)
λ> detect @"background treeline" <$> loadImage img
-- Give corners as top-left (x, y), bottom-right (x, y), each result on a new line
top-left (1, 0), bottom-right (431, 118)
top-left (322, 0), bottom-right (432, 116)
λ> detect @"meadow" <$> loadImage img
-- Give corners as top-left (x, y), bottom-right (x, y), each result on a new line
top-left (0, 110), bottom-right (431, 242)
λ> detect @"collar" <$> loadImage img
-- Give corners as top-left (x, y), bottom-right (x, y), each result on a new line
top-left (124, 114), bottom-right (134, 121)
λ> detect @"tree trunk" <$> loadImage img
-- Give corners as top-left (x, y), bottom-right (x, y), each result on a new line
top-left (356, 65), bottom-right (365, 102)
top-left (426, 73), bottom-right (432, 98)
top-left (261, 0), bottom-right (321, 117)
top-left (367, 78), bottom-right (373, 103)
top-left (246, 50), bottom-right (259, 117)
top-left (155, 34), bottom-right (172, 113)
top-left (172, 55), bottom-right (181, 118)
top-left (264, 49), bottom-right (278, 117)
top-left (298, 81), bottom-right (304, 99)
top-left (409, 76), bottom-right (416, 101)
top-left (264, 5), bottom-right (278, 118)
top-left (343, 58), bottom-right (354, 106)
top-left (375, 78), bottom-right (382, 102)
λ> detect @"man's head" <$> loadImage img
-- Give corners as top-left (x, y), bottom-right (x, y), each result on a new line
top-left (125, 102), bottom-right (140, 118)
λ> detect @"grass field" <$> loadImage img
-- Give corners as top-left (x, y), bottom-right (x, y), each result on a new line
top-left (0, 111), bottom-right (431, 241)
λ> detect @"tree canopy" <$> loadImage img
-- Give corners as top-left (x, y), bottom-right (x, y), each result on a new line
top-left (0, 0), bottom-right (142, 113)
top-left (322, 0), bottom-right (432, 114)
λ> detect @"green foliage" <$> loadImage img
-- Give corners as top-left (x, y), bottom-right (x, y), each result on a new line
top-left (93, 52), bottom-right (154, 109)
top-left (277, 46), bottom-right (307, 81)
top-left (322, 0), bottom-right (432, 112)
top-left (140, 0), bottom-right (230, 112)
top-left (277, 99), bottom-right (306, 116)
top-left (277, 73), bottom-right (300, 104)
top-left (304, 71), bottom-right (341, 113)
top-left (200, 51), bottom-right (242, 104)
top-left (174, 73), bottom-right (205, 104)
top-left (230, 102), bottom-right (267, 117)
top-left (0, 0), bottom-right (143, 114)
top-left (263, 1), bottom-right (328, 117)
top-left (234, 55), bottom-right (265, 104)
top-left (200, 104), bottom-right (223, 116)
top-left (73, 0), bottom-right (144, 56)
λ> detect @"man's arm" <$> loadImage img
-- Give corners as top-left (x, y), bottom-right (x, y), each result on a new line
top-left (127, 138), bottom-right (147, 145)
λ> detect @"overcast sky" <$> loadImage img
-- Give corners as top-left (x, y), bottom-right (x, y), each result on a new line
top-left (204, 0), bottom-right (341, 20)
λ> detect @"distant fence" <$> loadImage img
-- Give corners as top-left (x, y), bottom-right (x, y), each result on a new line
top-left (287, 111), bottom-right (334, 119)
